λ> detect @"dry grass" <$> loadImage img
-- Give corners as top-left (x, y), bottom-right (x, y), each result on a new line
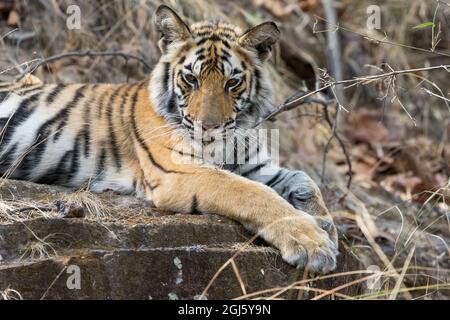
top-left (19, 238), bottom-right (57, 261)
top-left (0, 287), bottom-right (23, 300)
top-left (0, 199), bottom-right (55, 223)
top-left (60, 188), bottom-right (110, 218)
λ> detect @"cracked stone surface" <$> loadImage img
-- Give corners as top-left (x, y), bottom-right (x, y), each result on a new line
top-left (0, 179), bottom-right (363, 300)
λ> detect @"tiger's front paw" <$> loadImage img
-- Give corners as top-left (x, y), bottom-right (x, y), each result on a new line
top-left (285, 171), bottom-right (338, 247)
top-left (264, 213), bottom-right (338, 274)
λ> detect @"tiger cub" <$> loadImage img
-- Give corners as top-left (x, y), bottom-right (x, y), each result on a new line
top-left (0, 5), bottom-right (338, 272)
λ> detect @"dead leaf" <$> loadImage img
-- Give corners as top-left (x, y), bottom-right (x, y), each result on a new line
top-left (345, 110), bottom-right (388, 145)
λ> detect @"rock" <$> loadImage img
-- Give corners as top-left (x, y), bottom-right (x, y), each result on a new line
top-left (0, 179), bottom-right (363, 300)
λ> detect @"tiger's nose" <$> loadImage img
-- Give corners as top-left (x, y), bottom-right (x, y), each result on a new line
top-left (201, 122), bottom-right (221, 131)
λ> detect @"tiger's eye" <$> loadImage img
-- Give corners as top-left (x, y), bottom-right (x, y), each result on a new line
top-left (225, 78), bottom-right (241, 91)
top-left (183, 73), bottom-right (198, 88)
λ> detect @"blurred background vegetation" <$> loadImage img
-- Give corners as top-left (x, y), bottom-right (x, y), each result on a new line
top-left (0, 0), bottom-right (449, 299)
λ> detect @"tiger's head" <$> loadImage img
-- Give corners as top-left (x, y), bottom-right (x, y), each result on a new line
top-left (150, 5), bottom-right (279, 141)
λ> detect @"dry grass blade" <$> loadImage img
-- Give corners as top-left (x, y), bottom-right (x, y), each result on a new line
top-left (0, 288), bottom-right (23, 300)
top-left (310, 273), bottom-right (382, 300)
top-left (389, 245), bottom-right (416, 300)
top-left (230, 259), bottom-right (247, 296)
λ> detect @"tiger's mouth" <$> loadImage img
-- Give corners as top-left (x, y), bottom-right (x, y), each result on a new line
top-left (189, 126), bottom-right (236, 145)
top-left (180, 115), bottom-right (237, 144)
top-left (180, 124), bottom-right (237, 147)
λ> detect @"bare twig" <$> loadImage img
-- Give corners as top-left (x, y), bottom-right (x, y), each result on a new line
top-left (314, 15), bottom-right (450, 58)
top-left (255, 65), bottom-right (449, 188)
top-left (16, 51), bottom-right (152, 81)
top-left (253, 86), bottom-right (333, 127)
top-left (321, 102), bottom-right (353, 189)
top-left (40, 264), bottom-right (68, 300)
top-left (255, 64), bottom-right (450, 127)
top-left (422, 88), bottom-right (450, 102)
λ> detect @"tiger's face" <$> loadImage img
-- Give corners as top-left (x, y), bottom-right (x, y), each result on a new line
top-left (150, 6), bottom-right (279, 142)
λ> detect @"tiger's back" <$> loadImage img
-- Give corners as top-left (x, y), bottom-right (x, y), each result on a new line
top-left (0, 80), bottom-right (147, 194)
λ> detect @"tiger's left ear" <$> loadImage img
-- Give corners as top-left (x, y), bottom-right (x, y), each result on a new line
top-left (238, 22), bottom-right (280, 61)
top-left (154, 5), bottom-right (191, 53)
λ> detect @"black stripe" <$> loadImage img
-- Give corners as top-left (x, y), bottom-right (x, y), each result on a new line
top-left (0, 92), bottom-right (41, 146)
top-left (162, 62), bottom-right (170, 92)
top-left (96, 147), bottom-right (107, 177)
top-left (190, 195), bottom-right (202, 215)
top-left (68, 132), bottom-right (82, 180)
top-left (184, 116), bottom-right (193, 126)
top-left (166, 93), bottom-right (177, 116)
top-left (35, 150), bottom-right (73, 185)
top-left (107, 85), bottom-right (125, 169)
top-left (0, 143), bottom-right (18, 176)
top-left (27, 86), bottom-right (87, 173)
top-left (119, 85), bottom-right (134, 129)
top-left (81, 85), bottom-right (99, 158)
top-left (119, 85), bottom-right (132, 116)
top-left (254, 68), bottom-right (261, 93)
top-left (46, 84), bottom-right (66, 104)
top-left (241, 162), bottom-right (268, 177)
top-left (247, 73), bottom-right (254, 101)
top-left (52, 85), bottom-right (87, 141)
top-left (165, 146), bottom-right (200, 161)
top-left (178, 56), bottom-right (186, 64)
top-left (196, 38), bottom-right (209, 46)
top-left (130, 82), bottom-right (174, 173)
top-left (221, 39), bottom-right (231, 48)
top-left (234, 86), bottom-right (247, 100)
top-left (195, 48), bottom-right (205, 55)
top-left (98, 87), bottom-right (113, 119)
top-left (166, 67), bottom-right (182, 123)
top-left (265, 171), bottom-right (284, 187)
top-left (244, 136), bottom-right (250, 163)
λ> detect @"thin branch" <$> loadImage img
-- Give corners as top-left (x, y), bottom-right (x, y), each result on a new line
top-left (16, 51), bottom-right (152, 81)
top-left (321, 102), bottom-right (353, 189)
top-left (255, 64), bottom-right (449, 189)
top-left (422, 87), bottom-right (450, 102)
top-left (321, 103), bottom-right (339, 185)
top-left (314, 15), bottom-right (450, 58)
top-left (255, 64), bottom-right (450, 126)
top-left (253, 85), bottom-right (332, 127)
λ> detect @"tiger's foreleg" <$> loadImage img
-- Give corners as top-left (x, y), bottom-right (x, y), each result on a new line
top-left (144, 162), bottom-right (338, 273)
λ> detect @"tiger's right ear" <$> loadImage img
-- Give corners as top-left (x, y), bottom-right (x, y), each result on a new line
top-left (154, 5), bottom-right (191, 53)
